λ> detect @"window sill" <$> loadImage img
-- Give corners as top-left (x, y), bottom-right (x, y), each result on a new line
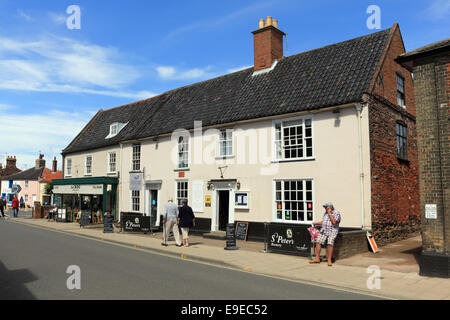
top-left (129, 170), bottom-right (142, 173)
top-left (272, 158), bottom-right (315, 163)
top-left (174, 168), bottom-right (190, 172)
top-left (215, 155), bottom-right (235, 160)
top-left (397, 157), bottom-right (410, 165)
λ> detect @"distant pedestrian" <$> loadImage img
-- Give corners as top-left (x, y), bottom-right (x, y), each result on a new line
top-left (161, 198), bottom-right (182, 247)
top-left (20, 196), bottom-right (25, 209)
top-left (178, 200), bottom-right (195, 247)
top-left (309, 202), bottom-right (341, 267)
top-left (12, 196), bottom-right (19, 218)
top-left (0, 197), bottom-right (5, 218)
top-left (3, 197), bottom-right (7, 210)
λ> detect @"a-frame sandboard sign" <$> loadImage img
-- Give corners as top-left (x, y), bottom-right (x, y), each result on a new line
top-left (367, 231), bottom-right (379, 253)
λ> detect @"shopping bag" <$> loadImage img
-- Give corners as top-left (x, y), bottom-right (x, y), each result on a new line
top-left (307, 226), bottom-right (320, 242)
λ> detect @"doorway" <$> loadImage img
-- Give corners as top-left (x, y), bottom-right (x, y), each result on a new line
top-left (150, 189), bottom-right (158, 226)
top-left (218, 190), bottom-right (230, 231)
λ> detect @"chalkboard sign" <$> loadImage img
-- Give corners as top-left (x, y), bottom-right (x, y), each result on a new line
top-left (235, 222), bottom-right (249, 241)
top-left (224, 223), bottom-right (238, 250)
top-left (79, 211), bottom-right (91, 227)
top-left (103, 215), bottom-right (114, 233)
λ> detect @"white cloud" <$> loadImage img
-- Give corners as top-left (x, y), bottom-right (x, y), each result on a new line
top-left (0, 35), bottom-right (154, 100)
top-left (48, 12), bottom-right (67, 25)
top-left (156, 65), bottom-right (214, 80)
top-left (425, 0), bottom-right (450, 20)
top-left (17, 9), bottom-right (33, 22)
top-left (0, 103), bottom-right (15, 110)
top-left (0, 110), bottom-right (92, 170)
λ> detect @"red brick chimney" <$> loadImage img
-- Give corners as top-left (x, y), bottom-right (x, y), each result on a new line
top-left (52, 157), bottom-right (57, 173)
top-left (6, 156), bottom-right (16, 168)
top-left (252, 16), bottom-right (285, 71)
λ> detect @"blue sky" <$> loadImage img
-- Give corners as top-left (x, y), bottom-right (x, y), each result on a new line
top-left (0, 0), bottom-right (448, 169)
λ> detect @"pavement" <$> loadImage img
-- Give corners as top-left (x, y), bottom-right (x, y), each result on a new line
top-left (3, 213), bottom-right (450, 300)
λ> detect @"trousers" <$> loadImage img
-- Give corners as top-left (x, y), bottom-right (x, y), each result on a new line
top-left (162, 218), bottom-right (181, 245)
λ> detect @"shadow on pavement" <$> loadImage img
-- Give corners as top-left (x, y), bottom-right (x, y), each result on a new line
top-left (0, 261), bottom-right (37, 300)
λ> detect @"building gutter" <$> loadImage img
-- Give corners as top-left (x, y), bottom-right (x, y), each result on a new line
top-left (356, 103), bottom-right (366, 230)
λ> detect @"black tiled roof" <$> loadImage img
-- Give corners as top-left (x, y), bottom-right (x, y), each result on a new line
top-left (1, 167), bottom-right (44, 181)
top-left (63, 28), bottom-right (391, 154)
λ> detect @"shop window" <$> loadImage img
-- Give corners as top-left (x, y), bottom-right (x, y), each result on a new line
top-left (274, 117), bottom-right (313, 161)
top-left (176, 181), bottom-right (188, 207)
top-left (275, 179), bottom-right (314, 223)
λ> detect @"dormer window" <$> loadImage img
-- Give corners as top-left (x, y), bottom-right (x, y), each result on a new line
top-left (105, 122), bottom-right (128, 139)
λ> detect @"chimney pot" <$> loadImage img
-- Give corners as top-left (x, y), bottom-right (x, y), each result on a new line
top-left (259, 19), bottom-right (265, 29)
top-left (273, 19), bottom-right (278, 28)
top-left (52, 157), bottom-right (57, 173)
top-left (266, 16), bottom-right (272, 27)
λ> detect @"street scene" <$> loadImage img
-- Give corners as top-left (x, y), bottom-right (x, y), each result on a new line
top-left (0, 0), bottom-right (449, 309)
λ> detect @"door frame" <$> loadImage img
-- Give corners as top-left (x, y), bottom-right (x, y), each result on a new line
top-left (211, 188), bottom-right (235, 232)
top-left (145, 183), bottom-right (161, 226)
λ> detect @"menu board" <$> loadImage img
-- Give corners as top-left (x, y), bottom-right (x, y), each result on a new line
top-left (235, 222), bottom-right (249, 241)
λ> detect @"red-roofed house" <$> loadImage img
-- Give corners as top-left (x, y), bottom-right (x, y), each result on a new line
top-left (39, 157), bottom-right (63, 205)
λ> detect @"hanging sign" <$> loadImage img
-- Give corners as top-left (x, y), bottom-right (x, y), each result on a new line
top-left (130, 173), bottom-right (143, 191)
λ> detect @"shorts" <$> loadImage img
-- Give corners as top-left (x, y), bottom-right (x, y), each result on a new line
top-left (181, 227), bottom-right (190, 239)
top-left (316, 232), bottom-right (338, 246)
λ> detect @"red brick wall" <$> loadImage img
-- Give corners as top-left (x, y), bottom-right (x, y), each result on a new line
top-left (367, 26), bottom-right (421, 246)
top-left (372, 26), bottom-right (416, 117)
top-left (252, 26), bottom-right (284, 71)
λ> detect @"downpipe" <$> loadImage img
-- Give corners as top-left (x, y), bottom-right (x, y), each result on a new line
top-left (356, 103), bottom-right (366, 230)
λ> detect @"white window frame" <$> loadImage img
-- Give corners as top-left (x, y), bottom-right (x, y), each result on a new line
top-left (235, 191), bottom-right (250, 209)
top-left (272, 115), bottom-right (314, 162)
top-left (108, 152), bottom-right (117, 174)
top-left (131, 190), bottom-right (140, 212)
top-left (217, 128), bottom-right (233, 158)
top-left (25, 180), bottom-right (29, 189)
top-left (66, 158), bottom-right (72, 177)
top-left (272, 179), bottom-right (315, 224)
top-left (396, 73), bottom-right (406, 109)
top-left (175, 180), bottom-right (189, 207)
top-left (177, 136), bottom-right (189, 169)
top-left (132, 144), bottom-right (141, 172)
top-left (25, 194), bottom-right (28, 202)
top-left (106, 122), bottom-right (128, 139)
top-left (85, 155), bottom-right (93, 176)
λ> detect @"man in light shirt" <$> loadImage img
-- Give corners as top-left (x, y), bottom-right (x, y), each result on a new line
top-left (162, 198), bottom-right (182, 247)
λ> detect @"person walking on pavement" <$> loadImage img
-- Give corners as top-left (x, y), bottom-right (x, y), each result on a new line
top-left (161, 198), bottom-right (182, 247)
top-left (178, 200), bottom-right (195, 247)
top-left (0, 197), bottom-right (5, 218)
top-left (309, 202), bottom-right (341, 267)
top-left (12, 196), bottom-right (19, 218)
top-left (20, 196), bottom-right (25, 209)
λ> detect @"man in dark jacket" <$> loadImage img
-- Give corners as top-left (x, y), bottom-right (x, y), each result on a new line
top-left (0, 197), bottom-right (5, 218)
top-left (177, 200), bottom-right (195, 247)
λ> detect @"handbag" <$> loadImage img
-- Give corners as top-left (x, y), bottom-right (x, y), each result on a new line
top-left (307, 226), bottom-right (320, 242)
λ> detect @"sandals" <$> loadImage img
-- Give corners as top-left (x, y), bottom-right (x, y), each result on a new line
top-left (309, 259), bottom-right (321, 264)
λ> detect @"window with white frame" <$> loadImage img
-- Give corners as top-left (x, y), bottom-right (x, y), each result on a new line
top-left (106, 122), bottom-right (128, 139)
top-left (66, 158), bottom-right (72, 176)
top-left (274, 118), bottom-right (313, 161)
top-left (132, 190), bottom-right (140, 212)
top-left (108, 152), bottom-right (117, 173)
top-left (178, 136), bottom-right (189, 169)
top-left (275, 179), bottom-right (314, 223)
top-left (25, 180), bottom-right (29, 189)
top-left (25, 194), bottom-right (28, 202)
top-left (85, 155), bottom-right (92, 175)
top-left (132, 144), bottom-right (141, 171)
top-left (176, 181), bottom-right (188, 207)
top-left (218, 129), bottom-right (233, 157)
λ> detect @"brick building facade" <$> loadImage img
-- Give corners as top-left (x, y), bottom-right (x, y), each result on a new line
top-left (397, 38), bottom-right (450, 277)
